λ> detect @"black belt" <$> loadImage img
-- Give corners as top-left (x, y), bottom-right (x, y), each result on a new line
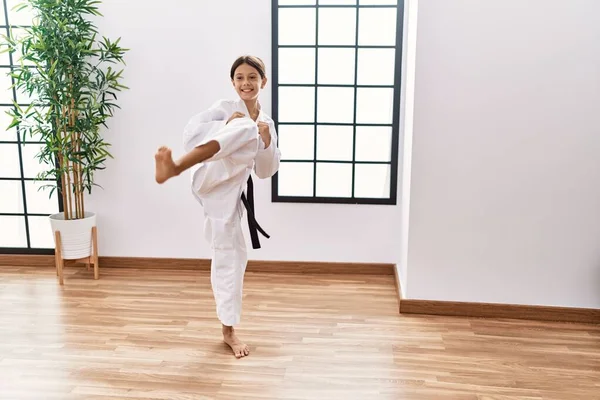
top-left (240, 175), bottom-right (270, 249)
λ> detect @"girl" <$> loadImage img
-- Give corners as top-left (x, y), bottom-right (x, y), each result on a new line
top-left (154, 55), bottom-right (281, 358)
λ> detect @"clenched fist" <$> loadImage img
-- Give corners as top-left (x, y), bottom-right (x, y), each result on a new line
top-left (257, 122), bottom-right (271, 149)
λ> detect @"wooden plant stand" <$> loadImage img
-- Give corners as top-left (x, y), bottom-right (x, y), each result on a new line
top-left (54, 226), bottom-right (99, 285)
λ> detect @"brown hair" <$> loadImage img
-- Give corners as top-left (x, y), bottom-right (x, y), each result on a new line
top-left (230, 55), bottom-right (266, 79)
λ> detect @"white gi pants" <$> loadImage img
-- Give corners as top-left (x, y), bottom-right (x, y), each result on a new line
top-left (207, 214), bottom-right (247, 327)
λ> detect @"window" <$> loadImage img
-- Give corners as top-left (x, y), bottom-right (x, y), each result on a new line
top-left (0, 0), bottom-right (58, 254)
top-left (271, 0), bottom-right (403, 205)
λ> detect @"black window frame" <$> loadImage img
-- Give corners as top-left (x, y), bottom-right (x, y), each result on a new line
top-left (270, 0), bottom-right (404, 205)
top-left (0, 0), bottom-right (61, 255)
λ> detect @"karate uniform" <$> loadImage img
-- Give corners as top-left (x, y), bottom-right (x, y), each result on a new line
top-left (182, 98), bottom-right (280, 327)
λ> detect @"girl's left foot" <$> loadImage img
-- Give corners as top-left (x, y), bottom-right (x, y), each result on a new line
top-left (223, 326), bottom-right (249, 358)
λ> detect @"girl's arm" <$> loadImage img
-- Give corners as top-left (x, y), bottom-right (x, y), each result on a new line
top-left (254, 119), bottom-right (281, 179)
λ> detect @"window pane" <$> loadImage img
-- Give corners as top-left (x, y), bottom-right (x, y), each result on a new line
top-left (21, 143), bottom-right (51, 179)
top-left (0, 50), bottom-right (8, 67)
top-left (15, 81), bottom-right (34, 104)
top-left (12, 50), bottom-right (36, 103)
top-left (0, 180), bottom-right (24, 213)
top-left (316, 125), bottom-right (353, 161)
top-left (25, 180), bottom-right (59, 214)
top-left (0, 143), bottom-right (21, 178)
top-left (28, 215), bottom-right (54, 249)
top-left (278, 8), bottom-right (316, 45)
top-left (0, 106), bottom-right (17, 141)
top-left (278, 48), bottom-right (316, 84)
top-left (355, 126), bottom-right (392, 162)
top-left (320, 0), bottom-right (356, 4)
top-left (279, 0), bottom-right (316, 4)
top-left (317, 87), bottom-right (354, 123)
top-left (0, 216), bottom-right (27, 247)
top-left (278, 87), bottom-right (315, 123)
top-left (20, 106), bottom-right (47, 143)
top-left (358, 8), bottom-right (397, 46)
top-left (278, 125), bottom-right (315, 160)
top-left (7, 0), bottom-right (35, 26)
top-left (354, 164), bottom-right (390, 198)
top-left (357, 48), bottom-right (396, 86)
top-left (318, 8), bottom-right (356, 45)
top-left (0, 68), bottom-right (14, 104)
top-left (316, 163), bottom-right (352, 197)
top-left (359, 0), bottom-right (397, 4)
top-left (278, 162), bottom-right (314, 197)
top-left (356, 87), bottom-right (394, 124)
top-left (317, 48), bottom-right (355, 85)
top-left (9, 28), bottom-right (35, 67)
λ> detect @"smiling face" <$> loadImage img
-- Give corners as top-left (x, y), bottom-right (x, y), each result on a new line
top-left (232, 62), bottom-right (267, 101)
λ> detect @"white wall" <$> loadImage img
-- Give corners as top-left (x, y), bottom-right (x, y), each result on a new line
top-left (405, 0), bottom-right (600, 308)
top-left (67, 0), bottom-right (600, 310)
top-left (84, 0), bottom-right (403, 264)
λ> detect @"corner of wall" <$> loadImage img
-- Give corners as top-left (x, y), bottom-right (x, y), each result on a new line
top-left (396, 0), bottom-right (418, 304)
top-left (393, 264), bottom-right (404, 311)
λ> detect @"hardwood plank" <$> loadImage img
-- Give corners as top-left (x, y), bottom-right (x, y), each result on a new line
top-left (0, 266), bottom-right (599, 399)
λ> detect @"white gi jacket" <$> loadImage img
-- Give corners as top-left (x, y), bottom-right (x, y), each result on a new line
top-left (183, 98), bottom-right (280, 219)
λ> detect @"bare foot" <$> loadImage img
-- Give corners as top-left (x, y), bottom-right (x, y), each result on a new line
top-left (222, 326), bottom-right (249, 358)
top-left (154, 146), bottom-right (178, 184)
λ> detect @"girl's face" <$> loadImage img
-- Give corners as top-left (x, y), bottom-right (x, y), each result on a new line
top-left (232, 63), bottom-right (267, 102)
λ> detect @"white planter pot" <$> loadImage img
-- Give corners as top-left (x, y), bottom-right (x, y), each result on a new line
top-left (49, 211), bottom-right (97, 260)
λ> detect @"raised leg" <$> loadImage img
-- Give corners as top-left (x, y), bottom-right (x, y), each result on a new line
top-left (155, 141), bottom-right (220, 184)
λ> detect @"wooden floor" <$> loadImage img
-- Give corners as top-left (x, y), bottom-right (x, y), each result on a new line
top-left (0, 266), bottom-right (598, 400)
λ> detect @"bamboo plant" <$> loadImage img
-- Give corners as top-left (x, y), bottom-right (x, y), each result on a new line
top-left (1, 0), bottom-right (128, 220)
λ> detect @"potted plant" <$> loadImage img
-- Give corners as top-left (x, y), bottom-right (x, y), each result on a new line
top-left (1, 0), bottom-right (128, 277)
